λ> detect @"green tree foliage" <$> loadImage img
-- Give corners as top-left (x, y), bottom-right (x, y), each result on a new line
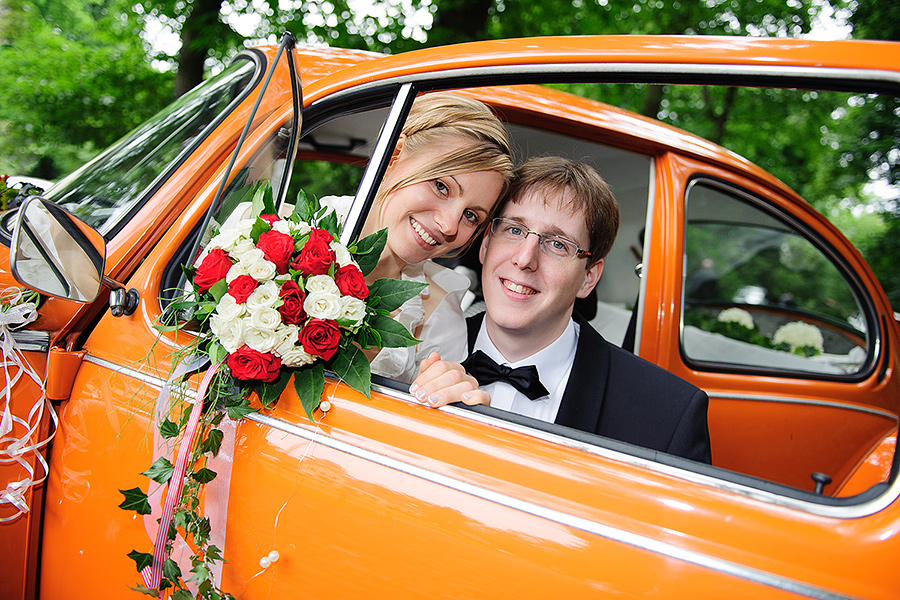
top-left (0, 0), bottom-right (172, 177)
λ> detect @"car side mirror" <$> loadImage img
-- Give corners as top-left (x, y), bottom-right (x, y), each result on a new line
top-left (10, 196), bottom-right (106, 303)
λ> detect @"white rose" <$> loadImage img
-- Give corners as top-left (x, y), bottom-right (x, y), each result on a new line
top-left (215, 294), bottom-right (245, 321)
top-left (331, 242), bottom-right (354, 267)
top-left (225, 263), bottom-right (249, 283)
top-left (246, 280), bottom-right (281, 310)
top-left (305, 274), bottom-right (340, 295)
top-left (208, 228), bottom-right (244, 252)
top-left (209, 314), bottom-right (243, 353)
top-left (305, 289), bottom-right (343, 320)
top-left (273, 219), bottom-right (309, 238)
top-left (242, 323), bottom-right (279, 353)
top-left (249, 306), bottom-right (282, 330)
top-left (247, 257), bottom-right (277, 282)
top-left (272, 324), bottom-right (316, 367)
top-left (229, 238), bottom-right (258, 262)
top-left (237, 247), bottom-right (265, 269)
top-left (338, 296), bottom-right (366, 328)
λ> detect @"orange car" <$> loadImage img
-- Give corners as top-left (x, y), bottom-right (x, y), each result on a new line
top-left (2, 35), bottom-right (899, 599)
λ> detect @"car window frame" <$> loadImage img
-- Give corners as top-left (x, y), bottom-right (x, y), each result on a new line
top-left (678, 176), bottom-right (881, 383)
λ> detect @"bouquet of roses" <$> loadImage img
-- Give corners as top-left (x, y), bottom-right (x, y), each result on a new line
top-left (121, 182), bottom-right (425, 598)
top-left (171, 180), bottom-right (425, 419)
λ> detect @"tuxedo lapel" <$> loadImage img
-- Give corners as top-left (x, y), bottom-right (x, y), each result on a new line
top-left (554, 313), bottom-right (611, 433)
top-left (466, 312), bottom-right (484, 354)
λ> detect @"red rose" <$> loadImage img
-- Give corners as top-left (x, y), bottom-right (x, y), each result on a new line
top-left (278, 280), bottom-right (307, 325)
top-left (227, 345), bottom-right (282, 382)
top-left (290, 229), bottom-right (335, 276)
top-left (299, 318), bottom-right (341, 361)
top-left (228, 274), bottom-right (258, 303)
top-left (194, 248), bottom-right (234, 293)
top-left (334, 264), bottom-right (369, 299)
top-left (257, 229), bottom-right (295, 274)
top-left (260, 214), bottom-right (279, 225)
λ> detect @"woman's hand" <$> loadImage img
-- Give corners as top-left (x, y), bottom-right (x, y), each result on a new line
top-left (409, 352), bottom-right (491, 408)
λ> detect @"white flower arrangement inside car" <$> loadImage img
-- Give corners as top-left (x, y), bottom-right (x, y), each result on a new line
top-left (772, 321), bottom-right (825, 357)
top-left (716, 307), bottom-right (755, 330)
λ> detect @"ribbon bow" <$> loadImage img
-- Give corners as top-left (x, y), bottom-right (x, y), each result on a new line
top-left (462, 350), bottom-right (549, 401)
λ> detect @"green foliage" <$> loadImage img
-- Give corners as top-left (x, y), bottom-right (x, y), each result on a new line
top-left (0, 0), bottom-right (172, 177)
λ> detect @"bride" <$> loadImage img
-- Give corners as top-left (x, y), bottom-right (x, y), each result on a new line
top-left (325, 92), bottom-right (513, 383)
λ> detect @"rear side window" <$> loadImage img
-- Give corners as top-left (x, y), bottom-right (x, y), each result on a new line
top-left (681, 181), bottom-right (870, 376)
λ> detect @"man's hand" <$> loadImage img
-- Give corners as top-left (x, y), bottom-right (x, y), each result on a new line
top-left (409, 352), bottom-right (491, 408)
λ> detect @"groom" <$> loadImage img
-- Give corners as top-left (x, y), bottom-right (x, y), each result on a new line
top-left (410, 157), bottom-right (711, 464)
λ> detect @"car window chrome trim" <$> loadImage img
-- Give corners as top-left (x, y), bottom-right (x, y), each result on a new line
top-left (318, 63), bottom-right (900, 105)
top-left (245, 408), bottom-right (860, 600)
top-left (83, 354), bottom-right (900, 520)
top-left (706, 392), bottom-right (896, 420)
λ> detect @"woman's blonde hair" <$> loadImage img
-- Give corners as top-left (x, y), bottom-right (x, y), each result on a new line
top-left (376, 92), bottom-right (514, 228)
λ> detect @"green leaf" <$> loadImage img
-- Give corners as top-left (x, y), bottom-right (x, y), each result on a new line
top-left (171, 589), bottom-right (193, 600)
top-left (159, 418), bottom-right (180, 439)
top-left (162, 558), bottom-right (182, 583)
top-left (368, 278), bottom-right (428, 312)
top-left (208, 279), bottom-right (228, 303)
top-left (331, 344), bottom-right (371, 398)
top-left (200, 428), bottom-right (224, 457)
top-left (254, 370), bottom-right (291, 409)
top-left (127, 549), bottom-right (154, 573)
top-left (293, 364), bottom-right (325, 421)
top-left (225, 401), bottom-right (258, 420)
top-left (192, 467), bottom-right (217, 484)
top-left (206, 544), bottom-right (225, 563)
top-left (128, 584), bottom-right (161, 597)
top-left (353, 228), bottom-right (388, 276)
top-left (367, 313), bottom-right (422, 348)
top-left (119, 487), bottom-right (152, 515)
top-left (292, 188), bottom-right (316, 223)
top-left (317, 207), bottom-right (340, 239)
top-left (141, 457), bottom-right (174, 484)
top-left (250, 179), bottom-right (276, 217)
top-left (187, 561), bottom-right (212, 584)
top-left (249, 215), bottom-right (271, 243)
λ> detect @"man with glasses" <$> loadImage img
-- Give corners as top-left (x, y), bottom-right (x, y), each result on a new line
top-left (410, 156), bottom-right (711, 463)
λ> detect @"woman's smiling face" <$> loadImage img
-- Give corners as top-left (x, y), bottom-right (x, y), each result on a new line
top-left (374, 138), bottom-right (505, 268)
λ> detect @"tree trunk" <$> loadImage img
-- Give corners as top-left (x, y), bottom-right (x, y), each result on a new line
top-left (174, 0), bottom-right (223, 98)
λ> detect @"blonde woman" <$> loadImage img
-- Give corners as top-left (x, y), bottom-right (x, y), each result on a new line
top-left (325, 92), bottom-right (513, 382)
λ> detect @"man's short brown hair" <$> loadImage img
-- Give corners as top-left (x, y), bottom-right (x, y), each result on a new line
top-left (505, 156), bottom-right (619, 265)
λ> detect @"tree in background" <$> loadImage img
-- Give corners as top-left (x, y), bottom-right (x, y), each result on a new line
top-left (0, 0), bottom-right (172, 177)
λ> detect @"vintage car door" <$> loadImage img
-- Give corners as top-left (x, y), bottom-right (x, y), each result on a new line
top-left (11, 36), bottom-right (900, 600)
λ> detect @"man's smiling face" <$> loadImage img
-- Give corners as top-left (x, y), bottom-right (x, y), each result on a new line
top-left (479, 186), bottom-right (603, 355)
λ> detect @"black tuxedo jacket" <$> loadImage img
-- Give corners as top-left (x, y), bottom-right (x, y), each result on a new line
top-left (466, 312), bottom-right (712, 464)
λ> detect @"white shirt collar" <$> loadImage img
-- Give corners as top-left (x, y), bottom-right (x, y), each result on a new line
top-left (473, 316), bottom-right (580, 423)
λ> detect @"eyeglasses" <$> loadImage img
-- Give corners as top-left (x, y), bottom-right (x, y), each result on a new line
top-left (489, 218), bottom-right (592, 260)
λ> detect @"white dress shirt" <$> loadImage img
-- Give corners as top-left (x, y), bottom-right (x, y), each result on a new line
top-left (472, 318), bottom-right (580, 423)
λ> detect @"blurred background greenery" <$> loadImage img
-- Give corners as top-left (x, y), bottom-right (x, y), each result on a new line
top-left (0, 0), bottom-right (897, 306)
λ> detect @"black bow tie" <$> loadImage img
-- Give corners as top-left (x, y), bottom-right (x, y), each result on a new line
top-left (462, 350), bottom-right (549, 401)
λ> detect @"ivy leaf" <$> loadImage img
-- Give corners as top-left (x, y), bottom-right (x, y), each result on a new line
top-left (141, 457), bottom-right (174, 484)
top-left (171, 589), bottom-right (194, 600)
top-left (331, 344), bottom-right (371, 398)
top-left (225, 400), bottom-right (258, 420)
top-left (128, 584), bottom-right (161, 597)
top-left (200, 428), bottom-right (224, 457)
top-left (294, 363), bottom-right (325, 421)
top-left (254, 370), bottom-right (291, 409)
top-left (127, 549), bottom-right (153, 572)
top-left (159, 418), bottom-right (180, 439)
top-left (206, 544), bottom-right (225, 563)
top-left (367, 278), bottom-right (428, 312)
top-left (119, 487), bottom-right (152, 515)
top-left (192, 467), bottom-right (217, 484)
top-left (162, 558), bottom-right (182, 583)
top-left (353, 228), bottom-right (388, 276)
top-left (187, 561), bottom-right (212, 585)
top-left (367, 314), bottom-right (422, 348)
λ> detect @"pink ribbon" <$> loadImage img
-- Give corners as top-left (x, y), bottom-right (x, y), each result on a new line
top-left (142, 359), bottom-right (223, 590)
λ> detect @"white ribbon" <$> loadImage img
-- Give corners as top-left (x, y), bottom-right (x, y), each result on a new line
top-left (0, 287), bottom-right (55, 523)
